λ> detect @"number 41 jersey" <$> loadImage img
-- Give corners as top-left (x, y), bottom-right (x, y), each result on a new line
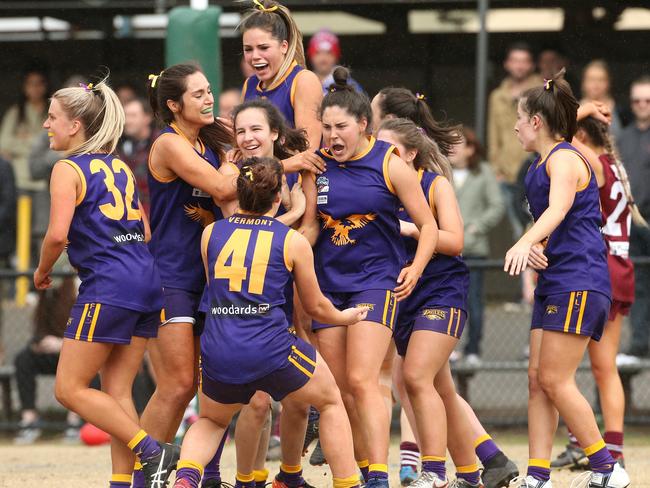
top-left (62, 154), bottom-right (162, 312)
top-left (201, 214), bottom-right (295, 384)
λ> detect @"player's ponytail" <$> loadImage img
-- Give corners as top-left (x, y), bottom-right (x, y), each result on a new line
top-left (320, 67), bottom-right (372, 131)
top-left (379, 117), bottom-right (453, 182)
top-left (146, 62), bottom-right (231, 160)
top-left (576, 117), bottom-right (647, 227)
top-left (238, 156), bottom-right (283, 214)
top-left (52, 74), bottom-right (124, 156)
top-left (521, 68), bottom-right (579, 142)
top-left (239, 0), bottom-right (305, 87)
top-left (376, 87), bottom-right (462, 156)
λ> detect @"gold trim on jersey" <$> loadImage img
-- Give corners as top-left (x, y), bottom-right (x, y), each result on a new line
top-left (382, 145), bottom-right (397, 195)
top-left (290, 69), bottom-right (308, 109)
top-left (59, 159), bottom-right (87, 206)
top-left (148, 135), bottom-right (178, 183)
top-left (544, 148), bottom-right (593, 192)
top-left (257, 61), bottom-right (299, 93)
top-left (284, 229), bottom-right (296, 271)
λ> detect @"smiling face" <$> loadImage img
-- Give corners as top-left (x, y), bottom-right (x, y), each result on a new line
top-left (243, 28), bottom-right (289, 83)
top-left (168, 71), bottom-right (214, 127)
top-left (235, 107), bottom-right (277, 159)
top-left (321, 105), bottom-right (368, 162)
top-left (43, 98), bottom-right (80, 152)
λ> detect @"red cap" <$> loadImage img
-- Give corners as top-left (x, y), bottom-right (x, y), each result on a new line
top-left (307, 29), bottom-right (341, 60)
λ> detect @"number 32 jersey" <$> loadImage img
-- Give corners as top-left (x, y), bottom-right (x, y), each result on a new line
top-left (201, 214), bottom-right (296, 384)
top-left (62, 153), bottom-right (163, 312)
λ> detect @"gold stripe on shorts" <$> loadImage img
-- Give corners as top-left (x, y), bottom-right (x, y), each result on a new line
top-left (75, 303), bottom-right (90, 340)
top-left (575, 291), bottom-right (588, 335)
top-left (87, 304), bottom-right (102, 342)
top-left (563, 292), bottom-right (576, 333)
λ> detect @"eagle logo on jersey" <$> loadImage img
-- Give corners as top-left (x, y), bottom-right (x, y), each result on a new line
top-left (422, 309), bottom-right (447, 320)
top-left (184, 204), bottom-right (216, 227)
top-left (318, 211), bottom-right (377, 246)
top-left (545, 305), bottom-right (558, 315)
top-left (356, 303), bottom-right (375, 311)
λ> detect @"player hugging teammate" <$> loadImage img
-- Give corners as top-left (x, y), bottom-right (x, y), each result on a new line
top-left (34, 2), bottom-right (635, 488)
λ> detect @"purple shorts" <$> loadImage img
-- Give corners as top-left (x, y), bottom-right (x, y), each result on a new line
top-left (531, 290), bottom-right (611, 341)
top-left (394, 306), bottom-right (466, 356)
top-left (160, 287), bottom-right (205, 336)
top-left (200, 337), bottom-right (317, 404)
top-left (65, 302), bottom-right (158, 344)
top-left (312, 289), bottom-right (398, 331)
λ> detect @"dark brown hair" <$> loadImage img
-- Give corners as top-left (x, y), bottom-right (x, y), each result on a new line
top-left (376, 87), bottom-right (462, 156)
top-left (232, 99), bottom-right (308, 160)
top-left (461, 126), bottom-right (484, 173)
top-left (520, 68), bottom-right (579, 142)
top-left (378, 118), bottom-right (453, 182)
top-left (146, 62), bottom-right (231, 160)
top-left (320, 66), bottom-right (372, 129)
top-left (577, 117), bottom-right (647, 227)
top-left (239, 0), bottom-right (305, 87)
top-left (237, 156), bottom-right (283, 214)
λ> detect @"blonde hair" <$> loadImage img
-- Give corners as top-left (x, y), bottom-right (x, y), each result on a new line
top-left (52, 76), bottom-right (124, 156)
top-left (239, 0), bottom-right (305, 88)
top-left (378, 117), bottom-right (453, 183)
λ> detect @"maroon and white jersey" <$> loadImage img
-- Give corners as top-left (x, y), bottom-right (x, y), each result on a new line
top-left (599, 153), bottom-right (635, 303)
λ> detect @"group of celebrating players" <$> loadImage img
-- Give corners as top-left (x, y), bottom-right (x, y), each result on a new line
top-left (33, 1), bottom-right (641, 488)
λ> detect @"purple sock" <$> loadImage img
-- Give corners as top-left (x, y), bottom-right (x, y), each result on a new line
top-left (109, 481), bottom-right (130, 487)
top-left (130, 432), bottom-right (161, 461)
top-left (235, 480), bottom-right (255, 488)
top-left (202, 433), bottom-right (227, 484)
top-left (475, 435), bottom-right (501, 465)
top-left (456, 465), bottom-right (480, 486)
top-left (422, 458), bottom-right (446, 480)
top-left (176, 467), bottom-right (202, 488)
top-left (586, 441), bottom-right (615, 474)
top-left (527, 460), bottom-right (550, 482)
top-left (132, 469), bottom-right (145, 488)
top-left (277, 465), bottom-right (304, 487)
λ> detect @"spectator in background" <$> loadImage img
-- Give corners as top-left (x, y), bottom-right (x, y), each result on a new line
top-left (487, 42), bottom-right (541, 240)
top-left (219, 88), bottom-right (241, 119)
top-left (114, 81), bottom-right (138, 106)
top-left (28, 75), bottom-right (86, 254)
top-left (0, 68), bottom-right (49, 194)
top-left (13, 271), bottom-right (94, 444)
top-left (0, 158), bottom-right (16, 365)
top-left (618, 76), bottom-right (650, 362)
top-left (307, 28), bottom-right (363, 94)
top-left (449, 127), bottom-right (504, 363)
top-left (538, 48), bottom-right (568, 81)
top-left (581, 60), bottom-right (631, 139)
top-left (116, 98), bottom-right (157, 215)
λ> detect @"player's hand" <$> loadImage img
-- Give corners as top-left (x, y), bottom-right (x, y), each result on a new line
top-left (504, 239), bottom-right (532, 276)
top-left (578, 101), bottom-right (611, 125)
top-left (289, 182), bottom-right (306, 217)
top-left (225, 148), bottom-right (242, 165)
top-left (395, 264), bottom-right (423, 301)
top-left (216, 116), bottom-right (234, 136)
top-left (34, 267), bottom-right (52, 290)
top-left (527, 242), bottom-right (548, 270)
top-left (340, 306), bottom-right (369, 325)
top-left (283, 151), bottom-right (326, 174)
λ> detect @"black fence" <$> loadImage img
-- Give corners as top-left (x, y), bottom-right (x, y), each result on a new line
top-left (1, 260), bottom-right (650, 431)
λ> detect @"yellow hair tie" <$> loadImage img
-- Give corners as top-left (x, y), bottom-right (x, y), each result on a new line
top-left (148, 71), bottom-right (164, 88)
top-left (242, 166), bottom-right (254, 181)
top-left (415, 92), bottom-right (426, 101)
top-left (544, 78), bottom-right (553, 91)
top-left (253, 0), bottom-right (279, 12)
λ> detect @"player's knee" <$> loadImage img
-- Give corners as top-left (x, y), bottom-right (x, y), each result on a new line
top-left (528, 367), bottom-right (543, 396)
top-left (346, 370), bottom-right (375, 398)
top-left (590, 361), bottom-right (614, 385)
top-left (434, 379), bottom-right (457, 401)
top-left (54, 378), bottom-right (76, 409)
top-left (402, 365), bottom-right (428, 396)
top-left (159, 372), bottom-right (197, 406)
top-left (537, 369), bottom-right (562, 399)
top-left (248, 395), bottom-right (272, 421)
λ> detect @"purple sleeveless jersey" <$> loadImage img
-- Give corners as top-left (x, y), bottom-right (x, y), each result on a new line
top-left (314, 137), bottom-right (405, 292)
top-left (525, 141), bottom-right (611, 297)
top-left (62, 153), bottom-right (162, 312)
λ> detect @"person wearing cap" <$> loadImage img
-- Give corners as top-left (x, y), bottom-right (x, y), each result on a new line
top-left (307, 29), bottom-right (363, 95)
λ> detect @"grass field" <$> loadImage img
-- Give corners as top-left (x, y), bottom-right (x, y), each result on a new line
top-left (2, 429), bottom-right (650, 487)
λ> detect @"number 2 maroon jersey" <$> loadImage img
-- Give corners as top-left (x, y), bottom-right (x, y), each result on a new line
top-left (599, 153), bottom-right (635, 303)
top-left (62, 154), bottom-right (162, 312)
